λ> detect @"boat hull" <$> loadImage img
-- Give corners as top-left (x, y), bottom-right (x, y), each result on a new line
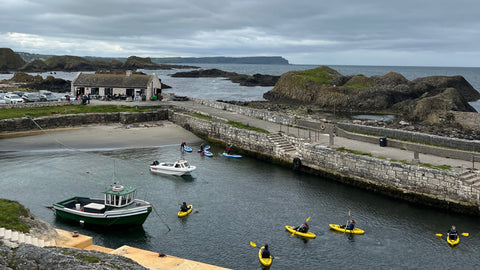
top-left (329, 224), bottom-right (365, 235)
top-left (222, 153), bottom-right (242, 158)
top-left (178, 205), bottom-right (193, 217)
top-left (447, 235), bottom-right (460, 246)
top-left (285, 225), bottom-right (316, 239)
top-left (150, 165), bottom-right (196, 176)
top-left (258, 246), bottom-right (272, 267)
top-left (53, 197), bottom-right (152, 226)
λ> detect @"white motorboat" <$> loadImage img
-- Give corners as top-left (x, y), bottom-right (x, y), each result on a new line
top-left (150, 160), bottom-right (196, 176)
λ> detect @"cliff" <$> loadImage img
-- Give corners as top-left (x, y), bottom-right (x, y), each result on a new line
top-left (0, 48), bottom-right (26, 72)
top-left (263, 66), bottom-right (480, 123)
top-left (152, 56), bottom-right (289, 65)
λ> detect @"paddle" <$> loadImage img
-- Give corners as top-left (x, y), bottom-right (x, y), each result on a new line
top-left (344, 210), bottom-right (351, 234)
top-left (291, 217), bottom-right (311, 236)
top-left (249, 241), bottom-right (279, 259)
top-left (173, 201), bottom-right (199, 213)
top-left (436, 233), bottom-right (469, 237)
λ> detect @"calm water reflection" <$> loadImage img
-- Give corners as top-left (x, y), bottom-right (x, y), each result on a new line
top-left (1, 143), bottom-right (480, 269)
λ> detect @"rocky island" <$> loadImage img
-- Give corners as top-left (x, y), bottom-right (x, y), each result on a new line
top-left (170, 68), bottom-right (280, 86)
top-left (263, 66), bottom-right (480, 124)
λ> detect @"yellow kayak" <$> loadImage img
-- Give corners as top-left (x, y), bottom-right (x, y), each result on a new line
top-left (258, 246), bottom-right (272, 267)
top-left (178, 205), bottom-right (193, 217)
top-left (447, 235), bottom-right (460, 246)
top-left (285, 225), bottom-right (316, 239)
top-left (329, 224), bottom-right (365, 235)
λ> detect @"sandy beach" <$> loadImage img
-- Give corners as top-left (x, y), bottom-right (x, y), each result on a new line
top-left (0, 121), bottom-right (203, 151)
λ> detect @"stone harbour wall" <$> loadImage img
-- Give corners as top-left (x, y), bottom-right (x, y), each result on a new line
top-left (0, 111), bottom-right (169, 132)
top-left (339, 122), bottom-right (480, 152)
top-left (169, 111), bottom-right (276, 156)
top-left (298, 142), bottom-right (480, 213)
top-left (190, 97), bottom-right (297, 125)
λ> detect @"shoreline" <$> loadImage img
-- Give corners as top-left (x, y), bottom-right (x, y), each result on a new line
top-left (0, 121), bottom-right (203, 152)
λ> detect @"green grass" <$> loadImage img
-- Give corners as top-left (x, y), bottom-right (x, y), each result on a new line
top-left (185, 112), bottom-right (212, 121)
top-left (295, 68), bottom-right (334, 84)
top-left (336, 147), bottom-right (373, 157)
top-left (0, 105), bottom-right (157, 120)
top-left (226, 121), bottom-right (270, 134)
top-left (0, 199), bottom-right (31, 233)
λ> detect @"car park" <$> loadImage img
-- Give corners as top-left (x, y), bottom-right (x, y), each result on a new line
top-left (4, 93), bottom-right (24, 104)
top-left (22, 92), bottom-right (41, 103)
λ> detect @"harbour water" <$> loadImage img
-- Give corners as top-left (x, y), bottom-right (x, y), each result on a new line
top-left (2, 63), bottom-right (480, 269)
top-left (1, 141), bottom-right (480, 269)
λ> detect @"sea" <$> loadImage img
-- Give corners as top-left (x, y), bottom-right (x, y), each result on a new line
top-left (2, 64), bottom-right (480, 269)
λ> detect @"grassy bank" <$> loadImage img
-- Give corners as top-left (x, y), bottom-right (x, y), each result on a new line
top-left (0, 105), bottom-right (159, 120)
top-left (0, 199), bottom-right (31, 233)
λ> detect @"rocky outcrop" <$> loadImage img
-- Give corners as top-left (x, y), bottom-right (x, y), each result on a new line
top-left (3, 72), bottom-right (71, 92)
top-left (0, 48), bottom-right (26, 72)
top-left (171, 68), bottom-right (280, 86)
top-left (0, 48), bottom-right (198, 72)
top-left (0, 243), bottom-right (147, 270)
top-left (263, 66), bottom-right (480, 123)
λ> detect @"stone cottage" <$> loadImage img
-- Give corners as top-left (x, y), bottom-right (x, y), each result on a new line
top-left (71, 71), bottom-right (162, 100)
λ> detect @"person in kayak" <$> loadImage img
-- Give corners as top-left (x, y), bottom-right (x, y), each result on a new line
top-left (180, 141), bottom-right (186, 151)
top-left (261, 244), bottom-right (271, 258)
top-left (180, 202), bottom-right (191, 212)
top-left (294, 222), bottom-right (310, 233)
top-left (340, 219), bottom-right (356, 230)
top-left (447, 225), bottom-right (458, 240)
top-left (226, 144), bottom-right (232, 154)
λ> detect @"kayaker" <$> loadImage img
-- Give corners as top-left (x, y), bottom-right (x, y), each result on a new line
top-left (200, 143), bottom-right (205, 151)
top-left (340, 219), bottom-right (356, 230)
top-left (261, 244), bottom-right (271, 258)
top-left (180, 202), bottom-right (191, 212)
top-left (180, 141), bottom-right (186, 150)
top-left (294, 222), bottom-right (309, 233)
top-left (226, 144), bottom-right (232, 154)
top-left (447, 225), bottom-right (458, 240)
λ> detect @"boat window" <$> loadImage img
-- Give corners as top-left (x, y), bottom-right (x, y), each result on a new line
top-left (185, 162), bottom-right (189, 166)
top-left (175, 164), bottom-right (180, 168)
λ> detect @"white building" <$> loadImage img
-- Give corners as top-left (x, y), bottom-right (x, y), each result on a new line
top-left (71, 71), bottom-right (162, 100)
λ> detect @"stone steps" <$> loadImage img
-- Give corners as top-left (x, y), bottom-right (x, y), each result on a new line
top-left (460, 171), bottom-right (480, 186)
top-left (268, 134), bottom-right (297, 153)
top-left (0, 227), bottom-right (55, 247)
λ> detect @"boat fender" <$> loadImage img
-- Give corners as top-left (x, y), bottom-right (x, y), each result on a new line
top-left (293, 157), bottom-right (302, 170)
top-left (112, 185), bottom-right (124, 192)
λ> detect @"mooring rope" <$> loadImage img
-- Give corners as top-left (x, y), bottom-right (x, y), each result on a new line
top-left (152, 204), bottom-right (171, 231)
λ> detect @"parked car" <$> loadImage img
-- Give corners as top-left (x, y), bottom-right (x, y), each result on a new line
top-left (22, 92), bottom-right (41, 103)
top-left (0, 98), bottom-right (5, 105)
top-left (39, 90), bottom-right (58, 101)
top-left (54, 93), bottom-right (75, 101)
top-left (4, 93), bottom-right (24, 104)
top-left (12, 91), bottom-right (24, 97)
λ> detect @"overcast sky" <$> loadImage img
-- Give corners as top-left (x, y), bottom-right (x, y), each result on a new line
top-left (1, 0), bottom-right (479, 67)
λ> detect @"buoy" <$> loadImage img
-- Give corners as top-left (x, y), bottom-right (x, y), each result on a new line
top-left (141, 172), bottom-right (144, 175)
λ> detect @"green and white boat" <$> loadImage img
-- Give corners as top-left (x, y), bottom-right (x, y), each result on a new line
top-left (53, 184), bottom-right (152, 226)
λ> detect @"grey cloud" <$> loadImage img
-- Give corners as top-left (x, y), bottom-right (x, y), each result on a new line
top-left (1, 0), bottom-right (479, 66)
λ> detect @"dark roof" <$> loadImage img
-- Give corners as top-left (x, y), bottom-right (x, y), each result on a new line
top-left (72, 73), bottom-right (153, 88)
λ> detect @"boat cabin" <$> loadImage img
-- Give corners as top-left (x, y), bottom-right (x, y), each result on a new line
top-left (104, 184), bottom-right (136, 208)
top-left (175, 160), bottom-right (191, 168)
